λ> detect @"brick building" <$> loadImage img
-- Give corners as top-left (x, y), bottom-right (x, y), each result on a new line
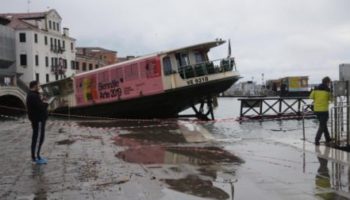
top-left (75, 47), bottom-right (117, 73)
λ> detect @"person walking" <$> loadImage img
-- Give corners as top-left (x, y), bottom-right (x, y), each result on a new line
top-left (309, 77), bottom-right (332, 145)
top-left (26, 81), bottom-right (48, 164)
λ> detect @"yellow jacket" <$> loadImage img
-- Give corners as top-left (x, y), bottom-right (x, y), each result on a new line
top-left (309, 84), bottom-right (331, 112)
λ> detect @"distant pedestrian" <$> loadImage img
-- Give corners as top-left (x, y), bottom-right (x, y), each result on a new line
top-left (26, 81), bottom-right (48, 164)
top-left (309, 77), bottom-right (332, 145)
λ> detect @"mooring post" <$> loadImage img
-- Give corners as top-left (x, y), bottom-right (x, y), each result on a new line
top-left (297, 98), bottom-right (301, 116)
top-left (278, 98), bottom-right (282, 116)
top-left (259, 99), bottom-right (263, 119)
top-left (240, 99), bottom-right (243, 118)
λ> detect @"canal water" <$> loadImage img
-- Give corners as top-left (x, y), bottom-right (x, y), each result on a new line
top-left (1, 98), bottom-right (350, 200)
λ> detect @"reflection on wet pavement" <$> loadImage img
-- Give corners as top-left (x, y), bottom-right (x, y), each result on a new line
top-left (314, 146), bottom-right (350, 200)
top-left (113, 124), bottom-right (243, 199)
top-left (163, 175), bottom-right (230, 200)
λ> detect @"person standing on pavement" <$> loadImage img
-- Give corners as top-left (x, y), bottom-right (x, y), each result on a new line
top-left (26, 81), bottom-right (48, 164)
top-left (309, 77), bottom-right (332, 145)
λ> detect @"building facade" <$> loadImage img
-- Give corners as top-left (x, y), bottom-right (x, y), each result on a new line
top-left (75, 47), bottom-right (117, 73)
top-left (0, 9), bottom-right (76, 85)
top-left (0, 18), bottom-right (16, 86)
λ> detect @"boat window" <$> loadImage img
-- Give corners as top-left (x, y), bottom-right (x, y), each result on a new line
top-left (111, 67), bottom-right (124, 83)
top-left (163, 56), bottom-right (172, 75)
top-left (194, 51), bottom-right (205, 63)
top-left (98, 70), bottom-right (110, 84)
top-left (175, 53), bottom-right (190, 67)
top-left (124, 63), bottom-right (139, 81)
top-left (181, 53), bottom-right (190, 66)
top-left (51, 85), bottom-right (60, 96)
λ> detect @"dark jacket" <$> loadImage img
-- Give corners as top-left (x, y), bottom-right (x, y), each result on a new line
top-left (26, 90), bottom-right (48, 122)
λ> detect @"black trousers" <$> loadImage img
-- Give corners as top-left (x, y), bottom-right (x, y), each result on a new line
top-left (31, 120), bottom-right (46, 161)
top-left (315, 112), bottom-right (331, 142)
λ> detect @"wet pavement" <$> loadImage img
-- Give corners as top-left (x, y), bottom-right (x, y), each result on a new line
top-left (1, 98), bottom-right (350, 200)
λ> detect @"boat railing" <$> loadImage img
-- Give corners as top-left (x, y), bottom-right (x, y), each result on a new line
top-left (177, 57), bottom-right (236, 79)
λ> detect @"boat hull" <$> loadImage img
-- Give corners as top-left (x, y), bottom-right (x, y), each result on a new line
top-left (54, 76), bottom-right (239, 119)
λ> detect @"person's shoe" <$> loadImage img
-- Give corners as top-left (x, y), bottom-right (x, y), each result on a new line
top-left (36, 158), bottom-right (48, 165)
top-left (315, 141), bottom-right (320, 146)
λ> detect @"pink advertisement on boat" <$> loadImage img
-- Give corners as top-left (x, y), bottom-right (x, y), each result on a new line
top-left (74, 57), bottom-right (164, 106)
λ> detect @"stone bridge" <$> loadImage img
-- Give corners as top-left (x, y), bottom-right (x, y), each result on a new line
top-left (0, 86), bottom-right (27, 115)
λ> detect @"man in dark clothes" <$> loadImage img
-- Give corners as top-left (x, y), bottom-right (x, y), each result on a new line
top-left (26, 81), bottom-right (48, 164)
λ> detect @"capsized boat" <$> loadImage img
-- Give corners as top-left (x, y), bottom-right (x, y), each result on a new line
top-left (41, 39), bottom-right (240, 119)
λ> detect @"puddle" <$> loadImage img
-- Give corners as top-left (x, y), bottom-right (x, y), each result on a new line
top-left (112, 122), bottom-right (243, 200)
top-left (115, 134), bottom-right (243, 166)
top-left (162, 175), bottom-right (230, 200)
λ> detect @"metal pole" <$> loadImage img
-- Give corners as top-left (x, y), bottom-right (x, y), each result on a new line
top-left (331, 108), bottom-right (334, 140)
top-left (347, 81), bottom-right (349, 146)
top-left (302, 107), bottom-right (305, 140)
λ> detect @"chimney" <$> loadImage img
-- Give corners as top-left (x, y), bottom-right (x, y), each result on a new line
top-left (63, 27), bottom-right (69, 36)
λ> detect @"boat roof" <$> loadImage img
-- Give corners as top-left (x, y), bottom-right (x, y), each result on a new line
top-left (161, 39), bottom-right (226, 55)
top-left (75, 39), bottom-right (226, 77)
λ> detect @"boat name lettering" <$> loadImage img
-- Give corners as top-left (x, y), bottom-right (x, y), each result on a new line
top-left (98, 80), bottom-right (122, 99)
top-left (187, 76), bottom-right (209, 85)
top-left (98, 80), bottom-right (120, 90)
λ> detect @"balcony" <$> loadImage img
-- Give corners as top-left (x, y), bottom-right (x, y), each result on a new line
top-left (177, 58), bottom-right (236, 79)
top-left (50, 45), bottom-right (66, 54)
top-left (51, 64), bottom-right (67, 75)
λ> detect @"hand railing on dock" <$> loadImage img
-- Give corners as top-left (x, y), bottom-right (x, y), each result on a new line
top-left (238, 97), bottom-right (314, 121)
top-left (178, 57), bottom-right (236, 79)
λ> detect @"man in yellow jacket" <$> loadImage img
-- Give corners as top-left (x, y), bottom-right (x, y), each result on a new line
top-left (309, 77), bottom-right (332, 145)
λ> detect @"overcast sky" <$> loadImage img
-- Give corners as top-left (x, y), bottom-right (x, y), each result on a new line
top-left (1, 0), bottom-right (350, 83)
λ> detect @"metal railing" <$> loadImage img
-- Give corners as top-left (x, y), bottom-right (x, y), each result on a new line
top-left (330, 105), bottom-right (350, 146)
top-left (177, 58), bottom-right (236, 79)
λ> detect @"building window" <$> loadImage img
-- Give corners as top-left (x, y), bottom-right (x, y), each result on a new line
top-left (89, 63), bottom-right (93, 70)
top-left (71, 42), bottom-right (74, 51)
top-left (75, 61), bottom-right (80, 70)
top-left (95, 64), bottom-right (99, 69)
top-left (49, 20), bottom-right (52, 29)
top-left (63, 59), bottom-right (67, 69)
top-left (62, 41), bottom-right (65, 49)
top-left (82, 62), bottom-right (87, 71)
top-left (44, 36), bottom-right (48, 45)
top-left (51, 57), bottom-right (54, 66)
top-left (34, 33), bottom-right (38, 43)
top-left (55, 74), bottom-right (58, 81)
top-left (19, 33), bottom-right (26, 42)
top-left (35, 55), bottom-right (39, 66)
top-left (36, 73), bottom-right (39, 82)
top-left (45, 56), bottom-right (49, 67)
top-left (57, 23), bottom-right (60, 31)
top-left (46, 74), bottom-right (49, 83)
top-left (71, 61), bottom-right (75, 69)
top-left (20, 54), bottom-right (27, 66)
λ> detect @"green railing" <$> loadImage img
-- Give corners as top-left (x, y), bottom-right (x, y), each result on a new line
top-left (178, 58), bottom-right (236, 79)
